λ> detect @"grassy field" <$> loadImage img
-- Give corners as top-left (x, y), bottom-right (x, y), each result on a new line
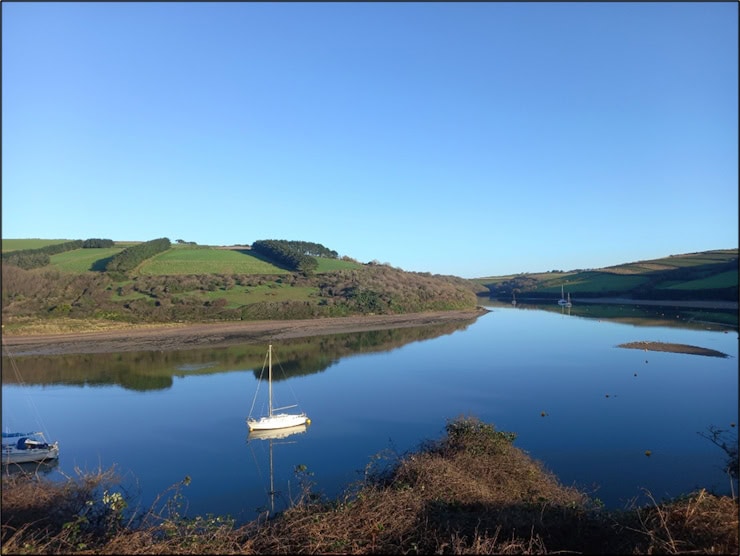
top-left (658, 269), bottom-right (739, 290)
top-left (138, 247), bottom-right (361, 275)
top-left (139, 247), bottom-right (290, 275)
top-left (2, 240), bottom-right (362, 276)
top-left (536, 272), bottom-right (650, 293)
top-left (1, 238), bottom-right (74, 252)
top-left (603, 251), bottom-right (738, 273)
top-left (50, 247), bottom-right (124, 272)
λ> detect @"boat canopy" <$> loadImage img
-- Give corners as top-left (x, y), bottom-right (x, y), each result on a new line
top-left (3, 432), bottom-right (42, 438)
top-left (8, 437), bottom-right (50, 450)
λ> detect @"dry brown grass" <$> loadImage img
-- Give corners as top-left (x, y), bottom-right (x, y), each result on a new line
top-left (2, 417), bottom-right (737, 554)
top-left (1, 317), bottom-right (187, 337)
top-left (617, 489), bottom-right (739, 554)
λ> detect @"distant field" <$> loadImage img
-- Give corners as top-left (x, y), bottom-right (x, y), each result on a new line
top-left (1, 239), bottom-right (72, 252)
top-left (473, 271), bottom-right (648, 293)
top-left (658, 270), bottom-right (739, 290)
top-left (2, 239), bottom-right (140, 253)
top-left (2, 239), bottom-right (363, 276)
top-left (536, 272), bottom-right (649, 293)
top-left (139, 247), bottom-right (290, 275)
top-left (137, 246), bottom-right (361, 276)
top-left (475, 249), bottom-right (737, 302)
top-left (477, 250), bottom-right (736, 281)
top-left (603, 250), bottom-right (738, 273)
top-left (50, 248), bottom-right (124, 272)
top-left (473, 271), bottom-right (579, 284)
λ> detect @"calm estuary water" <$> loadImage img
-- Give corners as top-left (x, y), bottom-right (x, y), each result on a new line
top-left (3, 300), bottom-right (738, 525)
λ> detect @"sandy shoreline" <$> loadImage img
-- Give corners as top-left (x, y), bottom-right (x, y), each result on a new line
top-left (1, 309), bottom-right (489, 356)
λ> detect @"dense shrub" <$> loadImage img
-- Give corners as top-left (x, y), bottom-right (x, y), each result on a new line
top-left (1, 251), bottom-right (50, 270)
top-left (82, 238), bottom-right (115, 248)
top-left (0, 246), bottom-right (487, 325)
top-left (318, 266), bottom-right (479, 314)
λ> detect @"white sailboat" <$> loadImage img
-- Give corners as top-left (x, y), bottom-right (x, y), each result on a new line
top-left (2, 431), bottom-right (59, 465)
top-left (247, 345), bottom-right (310, 431)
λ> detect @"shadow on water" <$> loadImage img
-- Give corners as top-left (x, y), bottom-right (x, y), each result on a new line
top-left (2, 458), bottom-right (59, 477)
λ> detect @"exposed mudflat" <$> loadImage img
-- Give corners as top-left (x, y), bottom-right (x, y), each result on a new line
top-left (618, 341), bottom-right (730, 358)
top-left (1, 309), bottom-right (488, 356)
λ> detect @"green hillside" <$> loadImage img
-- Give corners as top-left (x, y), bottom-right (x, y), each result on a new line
top-left (475, 249), bottom-right (738, 302)
top-left (2, 239), bottom-right (362, 276)
top-left (51, 247), bottom-right (124, 273)
top-left (1, 238), bottom-right (484, 333)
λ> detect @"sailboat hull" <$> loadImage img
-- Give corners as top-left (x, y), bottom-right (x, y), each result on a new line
top-left (2, 442), bottom-right (59, 465)
top-left (247, 413), bottom-right (308, 431)
top-left (248, 424), bottom-right (307, 441)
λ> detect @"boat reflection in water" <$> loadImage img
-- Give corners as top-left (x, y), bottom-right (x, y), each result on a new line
top-left (247, 424), bottom-right (308, 517)
top-left (2, 456), bottom-right (59, 477)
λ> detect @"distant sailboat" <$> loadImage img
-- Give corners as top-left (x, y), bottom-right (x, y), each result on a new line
top-left (558, 285), bottom-right (572, 307)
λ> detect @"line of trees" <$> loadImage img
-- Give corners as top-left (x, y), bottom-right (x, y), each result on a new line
top-left (82, 238), bottom-right (115, 248)
top-left (105, 238), bottom-right (171, 274)
top-left (1, 239), bottom-right (118, 270)
top-left (251, 239), bottom-right (326, 273)
top-left (281, 240), bottom-right (338, 259)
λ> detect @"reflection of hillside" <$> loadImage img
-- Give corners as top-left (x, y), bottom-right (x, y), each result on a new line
top-left (1, 319), bottom-right (475, 390)
top-left (484, 300), bottom-right (738, 331)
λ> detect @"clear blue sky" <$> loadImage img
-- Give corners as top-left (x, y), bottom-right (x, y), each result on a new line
top-left (2, 2), bottom-right (737, 278)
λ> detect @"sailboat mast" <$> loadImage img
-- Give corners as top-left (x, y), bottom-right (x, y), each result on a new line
top-left (268, 438), bottom-right (275, 514)
top-left (268, 344), bottom-right (273, 417)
